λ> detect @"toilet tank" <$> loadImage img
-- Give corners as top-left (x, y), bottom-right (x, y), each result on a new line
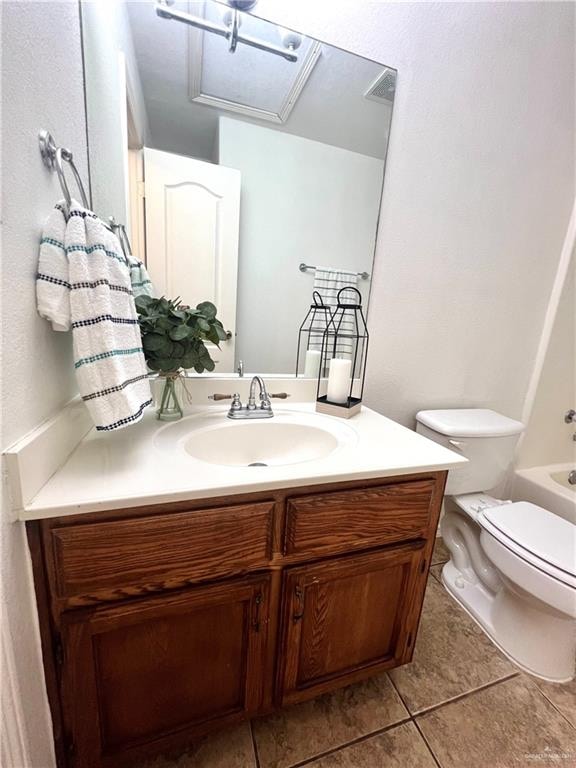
top-left (416, 409), bottom-right (524, 495)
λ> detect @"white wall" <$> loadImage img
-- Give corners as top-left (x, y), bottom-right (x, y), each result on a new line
top-left (218, 117), bottom-right (384, 372)
top-left (518, 255), bottom-right (575, 468)
top-left (0, 3), bottom-right (574, 762)
top-left (1, 2), bottom-right (88, 765)
top-left (254, 0), bottom-right (575, 425)
top-left (81, 0), bottom-right (149, 226)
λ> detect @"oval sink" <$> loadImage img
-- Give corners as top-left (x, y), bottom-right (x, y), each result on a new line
top-left (154, 410), bottom-right (357, 467)
top-left (186, 421), bottom-right (339, 467)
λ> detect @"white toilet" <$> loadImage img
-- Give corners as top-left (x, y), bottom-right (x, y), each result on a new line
top-left (416, 408), bottom-right (576, 683)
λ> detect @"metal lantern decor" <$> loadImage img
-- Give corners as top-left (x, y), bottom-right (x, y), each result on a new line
top-left (316, 287), bottom-right (369, 418)
top-left (295, 291), bottom-right (333, 378)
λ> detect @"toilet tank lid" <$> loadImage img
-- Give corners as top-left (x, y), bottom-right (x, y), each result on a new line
top-left (415, 409), bottom-right (524, 437)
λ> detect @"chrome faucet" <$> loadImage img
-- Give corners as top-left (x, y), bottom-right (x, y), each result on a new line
top-left (227, 376), bottom-right (274, 419)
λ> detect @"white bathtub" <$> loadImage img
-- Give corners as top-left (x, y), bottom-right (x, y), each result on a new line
top-left (513, 463), bottom-right (576, 524)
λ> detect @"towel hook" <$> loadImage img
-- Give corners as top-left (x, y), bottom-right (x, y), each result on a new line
top-left (39, 130), bottom-right (90, 211)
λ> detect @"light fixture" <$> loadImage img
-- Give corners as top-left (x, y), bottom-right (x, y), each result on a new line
top-left (222, 9), bottom-right (242, 30)
top-left (155, 0), bottom-right (299, 62)
top-left (226, 0), bottom-right (258, 10)
top-left (280, 28), bottom-right (302, 52)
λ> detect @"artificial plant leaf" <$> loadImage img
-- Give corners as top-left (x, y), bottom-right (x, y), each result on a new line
top-left (169, 324), bottom-right (192, 341)
top-left (205, 327), bottom-right (220, 345)
top-left (143, 333), bottom-right (168, 352)
top-left (156, 317), bottom-right (173, 331)
top-left (135, 294), bottom-right (154, 311)
top-left (202, 357), bottom-right (216, 372)
top-left (197, 301), bottom-right (217, 320)
top-left (157, 358), bottom-right (180, 372)
top-left (171, 341), bottom-right (186, 358)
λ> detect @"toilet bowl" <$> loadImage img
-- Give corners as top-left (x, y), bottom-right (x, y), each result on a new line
top-left (417, 409), bottom-right (576, 683)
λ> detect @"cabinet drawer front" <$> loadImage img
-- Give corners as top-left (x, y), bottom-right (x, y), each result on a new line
top-left (285, 480), bottom-right (435, 557)
top-left (49, 502), bottom-right (274, 600)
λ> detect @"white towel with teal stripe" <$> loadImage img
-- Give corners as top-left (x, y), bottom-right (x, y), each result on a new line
top-left (127, 255), bottom-right (154, 298)
top-left (36, 203), bottom-right (70, 331)
top-left (37, 201), bottom-right (152, 431)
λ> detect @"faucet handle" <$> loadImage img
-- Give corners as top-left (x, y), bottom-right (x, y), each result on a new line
top-left (259, 391), bottom-right (272, 411)
top-left (229, 393), bottom-right (243, 412)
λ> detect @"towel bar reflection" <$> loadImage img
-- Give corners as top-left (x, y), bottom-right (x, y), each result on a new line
top-left (38, 130), bottom-right (91, 212)
top-left (299, 263), bottom-right (370, 281)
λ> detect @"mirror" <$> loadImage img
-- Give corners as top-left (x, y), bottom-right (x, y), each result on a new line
top-left (81, 0), bottom-right (396, 375)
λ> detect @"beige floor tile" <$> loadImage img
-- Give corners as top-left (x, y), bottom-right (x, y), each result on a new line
top-left (136, 722), bottom-right (256, 768)
top-left (306, 723), bottom-right (436, 768)
top-left (305, 721), bottom-right (437, 768)
top-left (432, 536), bottom-right (450, 565)
top-left (530, 675), bottom-right (576, 728)
top-left (429, 563), bottom-right (444, 582)
top-left (389, 577), bottom-right (515, 714)
top-left (417, 675), bottom-right (576, 768)
top-left (252, 674), bottom-right (408, 768)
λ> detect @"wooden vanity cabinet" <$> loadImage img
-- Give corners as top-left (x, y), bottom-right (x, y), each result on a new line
top-left (59, 577), bottom-right (270, 768)
top-left (278, 543), bottom-right (426, 706)
top-left (27, 471), bottom-right (447, 768)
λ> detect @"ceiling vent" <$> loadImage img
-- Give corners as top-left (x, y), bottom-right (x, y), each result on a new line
top-left (364, 68), bottom-right (396, 104)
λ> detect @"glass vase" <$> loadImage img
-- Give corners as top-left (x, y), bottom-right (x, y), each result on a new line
top-left (157, 374), bottom-right (183, 421)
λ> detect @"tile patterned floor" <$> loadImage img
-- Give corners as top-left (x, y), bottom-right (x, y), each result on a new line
top-left (138, 539), bottom-right (576, 768)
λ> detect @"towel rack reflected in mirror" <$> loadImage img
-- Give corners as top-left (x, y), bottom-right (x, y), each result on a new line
top-left (299, 262), bottom-right (370, 281)
top-left (38, 130), bottom-right (91, 212)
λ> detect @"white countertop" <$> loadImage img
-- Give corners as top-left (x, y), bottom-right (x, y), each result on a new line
top-left (18, 403), bottom-right (467, 520)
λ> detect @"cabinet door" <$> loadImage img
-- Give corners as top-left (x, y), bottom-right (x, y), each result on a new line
top-left (60, 576), bottom-right (269, 768)
top-left (278, 544), bottom-right (426, 706)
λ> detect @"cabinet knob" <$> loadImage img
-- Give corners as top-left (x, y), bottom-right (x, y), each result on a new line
top-left (292, 584), bottom-right (305, 622)
top-left (252, 592), bottom-right (263, 632)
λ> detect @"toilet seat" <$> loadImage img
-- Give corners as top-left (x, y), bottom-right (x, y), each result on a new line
top-left (478, 502), bottom-right (576, 588)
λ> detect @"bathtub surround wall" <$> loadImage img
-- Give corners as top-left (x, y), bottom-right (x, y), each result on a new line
top-left (517, 250), bottom-right (575, 469)
top-left (255, 0), bottom-right (575, 427)
top-left (218, 117), bottom-right (383, 373)
top-left (1, 2), bottom-right (88, 765)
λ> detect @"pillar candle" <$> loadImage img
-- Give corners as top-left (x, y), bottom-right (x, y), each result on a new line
top-left (303, 349), bottom-right (321, 378)
top-left (326, 358), bottom-right (352, 404)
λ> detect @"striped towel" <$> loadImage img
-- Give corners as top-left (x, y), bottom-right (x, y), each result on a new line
top-left (36, 203), bottom-right (70, 331)
top-left (37, 201), bottom-right (152, 431)
top-left (128, 255), bottom-right (155, 298)
top-left (310, 266), bottom-right (358, 358)
top-left (114, 221), bottom-right (155, 298)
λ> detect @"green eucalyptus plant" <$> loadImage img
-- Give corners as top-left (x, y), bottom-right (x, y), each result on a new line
top-left (135, 295), bottom-right (228, 374)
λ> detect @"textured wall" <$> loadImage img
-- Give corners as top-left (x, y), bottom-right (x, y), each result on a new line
top-left (255, 0), bottom-right (575, 426)
top-left (1, 2), bottom-right (574, 763)
top-left (1, 2), bottom-right (88, 764)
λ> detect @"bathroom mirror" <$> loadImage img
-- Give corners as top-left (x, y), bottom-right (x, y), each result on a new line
top-left (81, 0), bottom-right (396, 374)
